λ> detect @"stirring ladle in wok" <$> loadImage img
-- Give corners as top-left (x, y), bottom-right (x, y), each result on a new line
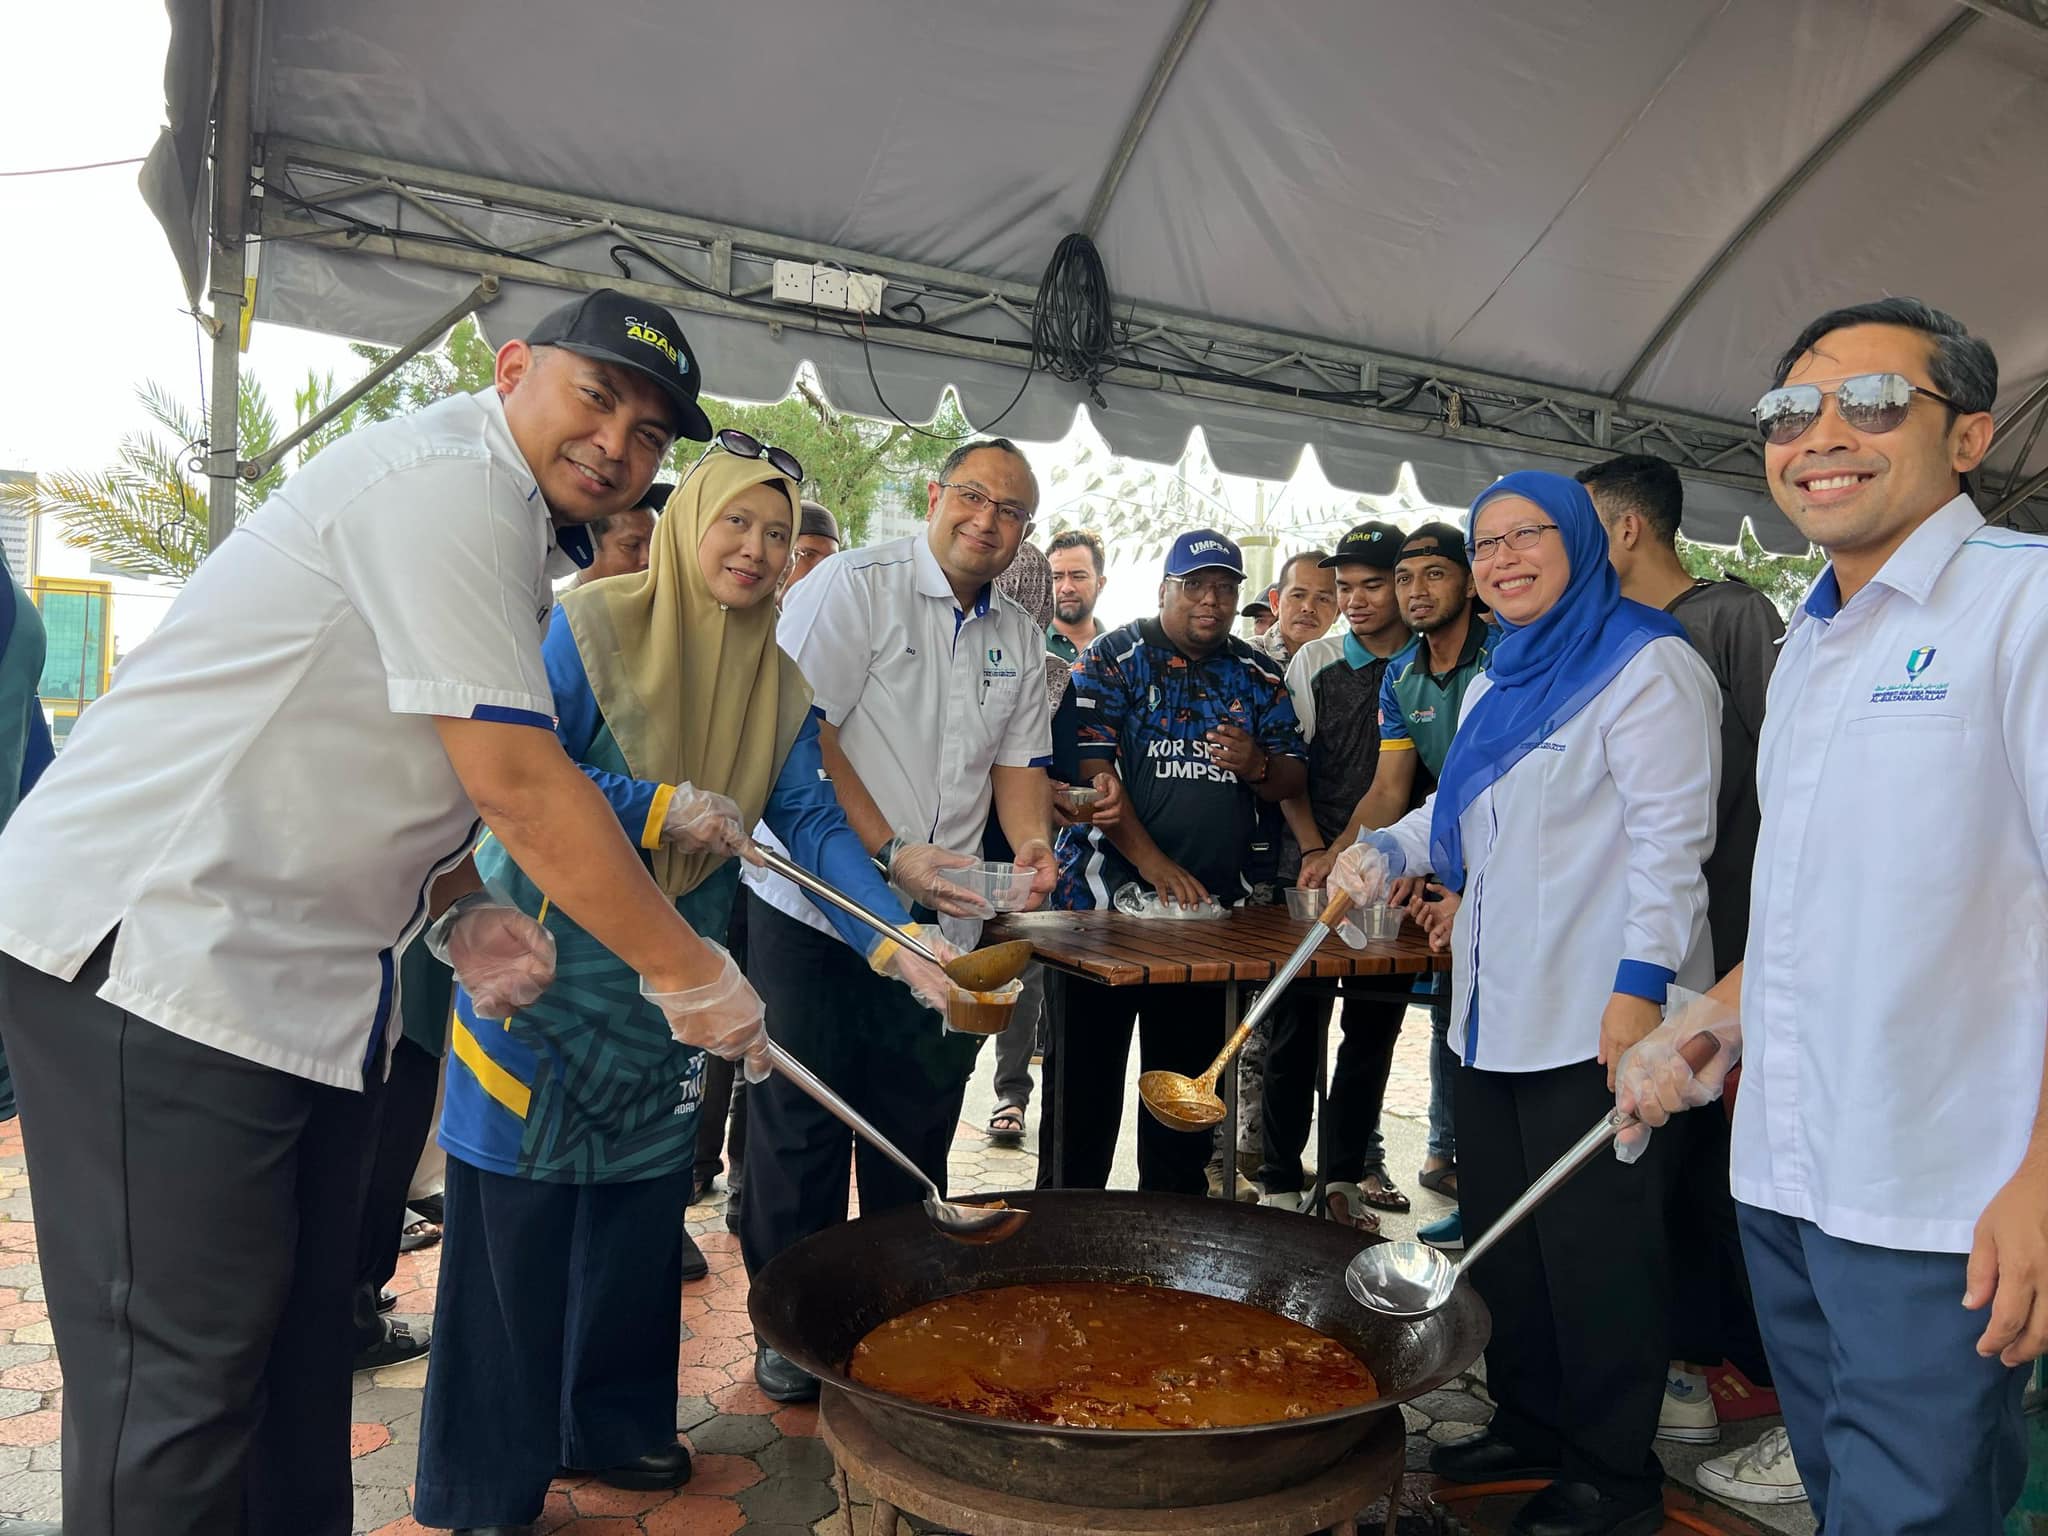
top-left (761, 1038), bottom-right (1027, 1244)
top-left (748, 842), bottom-right (1035, 991)
top-left (1345, 1030), bottom-right (1722, 1317)
top-left (1139, 890), bottom-right (1355, 1131)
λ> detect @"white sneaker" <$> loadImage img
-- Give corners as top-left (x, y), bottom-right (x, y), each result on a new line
top-left (1695, 1426), bottom-right (1809, 1506)
top-left (1656, 1370), bottom-right (1719, 1444)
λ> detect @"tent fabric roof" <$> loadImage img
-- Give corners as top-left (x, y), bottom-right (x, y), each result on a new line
top-left (151, 0), bottom-right (2048, 548)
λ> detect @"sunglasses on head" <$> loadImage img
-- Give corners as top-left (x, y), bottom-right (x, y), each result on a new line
top-left (1752, 372), bottom-right (1958, 447)
top-left (697, 427), bottom-right (804, 484)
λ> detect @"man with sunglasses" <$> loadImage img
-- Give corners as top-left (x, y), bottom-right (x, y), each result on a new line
top-left (1044, 529), bottom-right (1307, 1194)
top-left (738, 437), bottom-right (1056, 1401)
top-left (1616, 298), bottom-right (2048, 1533)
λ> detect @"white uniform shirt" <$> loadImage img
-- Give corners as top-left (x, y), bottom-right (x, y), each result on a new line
top-left (1380, 635), bottom-right (1720, 1072)
top-left (1735, 496), bottom-right (2048, 1254)
top-left (744, 533), bottom-right (1053, 945)
top-left (0, 390), bottom-right (572, 1089)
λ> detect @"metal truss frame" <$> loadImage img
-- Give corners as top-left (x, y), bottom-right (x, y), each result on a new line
top-left (248, 137), bottom-right (1808, 507)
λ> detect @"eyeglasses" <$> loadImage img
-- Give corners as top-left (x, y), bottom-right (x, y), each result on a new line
top-left (1752, 372), bottom-right (1957, 446)
top-left (1468, 524), bottom-right (1558, 562)
top-left (697, 427), bottom-right (804, 483)
top-left (1168, 574), bottom-right (1244, 603)
top-left (937, 481), bottom-right (1034, 527)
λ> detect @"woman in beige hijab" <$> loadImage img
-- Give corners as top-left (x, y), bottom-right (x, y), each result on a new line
top-left (415, 444), bottom-right (950, 1532)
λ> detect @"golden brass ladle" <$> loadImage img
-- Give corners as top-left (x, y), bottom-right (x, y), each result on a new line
top-left (1139, 890), bottom-right (1355, 1131)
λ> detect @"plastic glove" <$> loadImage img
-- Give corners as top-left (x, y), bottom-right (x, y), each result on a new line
top-left (1327, 836), bottom-right (1406, 948)
top-left (1612, 987), bottom-right (1743, 1164)
top-left (427, 898), bottom-right (556, 1017)
top-left (660, 782), bottom-right (748, 858)
top-left (869, 924), bottom-right (959, 1012)
top-left (642, 942), bottom-right (771, 1083)
top-left (889, 842), bottom-right (996, 919)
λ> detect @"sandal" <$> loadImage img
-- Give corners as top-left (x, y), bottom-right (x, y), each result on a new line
top-left (1359, 1162), bottom-right (1411, 1213)
top-left (1417, 1161), bottom-right (1459, 1199)
top-left (398, 1217), bottom-right (442, 1253)
top-left (352, 1317), bottom-right (430, 1372)
top-left (986, 1102), bottom-right (1027, 1144)
top-left (1318, 1182), bottom-right (1382, 1234)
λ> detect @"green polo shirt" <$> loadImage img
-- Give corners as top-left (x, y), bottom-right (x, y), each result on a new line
top-left (1046, 622), bottom-right (1102, 666)
top-left (1378, 617), bottom-right (1492, 784)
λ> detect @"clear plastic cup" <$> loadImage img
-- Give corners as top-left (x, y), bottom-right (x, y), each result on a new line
top-left (1355, 902), bottom-right (1403, 942)
top-left (933, 861), bottom-right (1035, 912)
top-left (944, 978), bottom-right (1024, 1035)
top-left (1283, 886), bottom-right (1325, 921)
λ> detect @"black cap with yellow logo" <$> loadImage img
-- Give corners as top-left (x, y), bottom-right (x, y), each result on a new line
top-left (525, 289), bottom-right (715, 441)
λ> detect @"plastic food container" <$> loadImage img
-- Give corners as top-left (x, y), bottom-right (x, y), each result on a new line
top-left (1354, 902), bottom-right (1403, 942)
top-left (1283, 886), bottom-right (1327, 921)
top-left (936, 862), bottom-right (1036, 912)
top-left (945, 978), bottom-right (1024, 1035)
top-left (1053, 784), bottom-right (1102, 814)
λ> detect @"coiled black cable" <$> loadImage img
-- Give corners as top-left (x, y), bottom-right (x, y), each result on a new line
top-left (1031, 233), bottom-right (1119, 405)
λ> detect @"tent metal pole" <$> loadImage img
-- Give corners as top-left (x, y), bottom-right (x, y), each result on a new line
top-left (1613, 10), bottom-right (1978, 402)
top-left (204, 0), bottom-right (256, 553)
top-left (1950, 0), bottom-right (2048, 39)
top-left (240, 277), bottom-right (501, 479)
top-left (1988, 466), bottom-right (2048, 524)
top-left (1082, 0), bottom-right (1210, 239)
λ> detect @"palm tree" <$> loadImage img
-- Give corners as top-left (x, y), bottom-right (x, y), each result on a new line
top-left (0, 379), bottom-right (298, 581)
top-left (0, 318), bottom-right (498, 582)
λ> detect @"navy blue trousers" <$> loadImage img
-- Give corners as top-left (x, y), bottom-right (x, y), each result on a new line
top-left (1737, 1203), bottom-right (2028, 1535)
top-left (412, 1157), bottom-right (692, 1528)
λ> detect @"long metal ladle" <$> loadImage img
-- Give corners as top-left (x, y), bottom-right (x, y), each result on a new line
top-left (1344, 1030), bottom-right (1722, 1316)
top-left (748, 843), bottom-right (1035, 991)
top-left (1138, 890), bottom-right (1355, 1132)
top-left (762, 1038), bottom-right (1027, 1244)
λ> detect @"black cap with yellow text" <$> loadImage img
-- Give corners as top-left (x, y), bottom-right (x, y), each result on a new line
top-left (525, 289), bottom-right (715, 441)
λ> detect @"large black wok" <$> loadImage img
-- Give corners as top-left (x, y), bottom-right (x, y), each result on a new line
top-left (749, 1189), bottom-right (1488, 1508)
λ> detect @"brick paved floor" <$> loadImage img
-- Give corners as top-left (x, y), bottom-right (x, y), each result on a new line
top-left (0, 1016), bottom-right (1809, 1534)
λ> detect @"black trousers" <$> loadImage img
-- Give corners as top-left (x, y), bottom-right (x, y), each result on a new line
top-left (740, 894), bottom-right (980, 1277)
top-left (1666, 1102), bottom-right (1771, 1384)
top-left (412, 1156), bottom-right (692, 1528)
top-left (1, 943), bottom-right (376, 1536)
top-left (350, 1035), bottom-right (442, 1350)
top-left (1036, 978), bottom-right (1224, 1195)
top-left (1258, 980), bottom-right (1404, 1193)
top-left (1455, 1057), bottom-right (1670, 1502)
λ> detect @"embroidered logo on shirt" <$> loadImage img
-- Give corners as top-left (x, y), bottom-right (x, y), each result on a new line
top-left (1409, 705), bottom-right (1437, 724)
top-left (1871, 646), bottom-right (1948, 704)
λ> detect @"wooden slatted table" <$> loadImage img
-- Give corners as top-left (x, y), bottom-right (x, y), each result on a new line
top-left (984, 906), bottom-right (1450, 1198)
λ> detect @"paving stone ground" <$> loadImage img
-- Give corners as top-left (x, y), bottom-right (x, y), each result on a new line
top-left (0, 1012), bottom-right (1810, 1534)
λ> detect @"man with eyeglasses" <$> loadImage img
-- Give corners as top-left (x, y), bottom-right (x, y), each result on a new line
top-left (1043, 529), bottom-right (1307, 1194)
top-left (738, 437), bottom-right (1056, 1401)
top-left (1615, 298), bottom-right (2048, 1532)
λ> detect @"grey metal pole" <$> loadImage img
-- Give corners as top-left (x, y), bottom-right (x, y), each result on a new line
top-left (205, 0), bottom-right (256, 554)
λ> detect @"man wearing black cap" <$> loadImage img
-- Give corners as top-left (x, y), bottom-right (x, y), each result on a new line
top-left (783, 499), bottom-right (842, 597)
top-left (1307, 519), bottom-right (1491, 1246)
top-left (1240, 583), bottom-right (1279, 638)
top-left (1045, 529), bottom-right (1307, 1193)
top-left (0, 289), bottom-right (751, 1535)
top-left (1259, 521), bottom-right (1416, 1222)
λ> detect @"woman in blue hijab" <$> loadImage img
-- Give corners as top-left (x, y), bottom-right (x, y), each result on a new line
top-left (1333, 471), bottom-right (1721, 1536)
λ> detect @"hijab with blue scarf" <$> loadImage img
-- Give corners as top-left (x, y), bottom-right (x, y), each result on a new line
top-left (1428, 471), bottom-right (1685, 892)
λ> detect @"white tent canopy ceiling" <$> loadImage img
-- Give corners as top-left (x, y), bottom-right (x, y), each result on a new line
top-left (145, 0), bottom-right (2048, 553)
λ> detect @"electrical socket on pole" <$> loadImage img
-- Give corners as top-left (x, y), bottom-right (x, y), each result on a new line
top-left (770, 259), bottom-right (886, 315)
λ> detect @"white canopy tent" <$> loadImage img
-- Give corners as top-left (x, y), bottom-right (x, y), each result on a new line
top-left (144, 0), bottom-right (2048, 554)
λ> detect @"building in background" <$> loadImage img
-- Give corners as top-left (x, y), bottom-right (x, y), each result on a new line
top-left (0, 471), bottom-right (32, 585)
top-left (31, 577), bottom-right (113, 749)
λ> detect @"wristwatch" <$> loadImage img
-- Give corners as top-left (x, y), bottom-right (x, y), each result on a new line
top-left (874, 836), bottom-right (906, 879)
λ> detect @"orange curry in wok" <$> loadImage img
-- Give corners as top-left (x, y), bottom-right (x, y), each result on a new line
top-left (847, 1281), bottom-right (1379, 1430)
